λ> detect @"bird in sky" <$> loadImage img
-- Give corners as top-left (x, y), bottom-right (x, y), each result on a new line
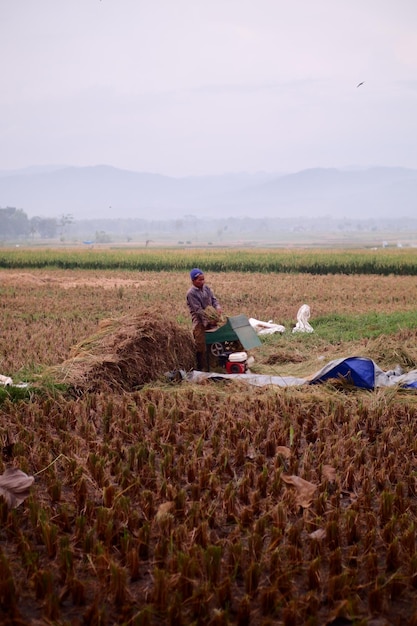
top-left (356, 81), bottom-right (365, 88)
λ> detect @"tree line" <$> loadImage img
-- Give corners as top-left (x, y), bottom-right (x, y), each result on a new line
top-left (0, 207), bottom-right (72, 240)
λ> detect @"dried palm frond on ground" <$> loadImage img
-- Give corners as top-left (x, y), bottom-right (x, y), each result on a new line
top-left (45, 313), bottom-right (195, 392)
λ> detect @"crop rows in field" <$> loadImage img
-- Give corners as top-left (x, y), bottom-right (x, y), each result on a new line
top-left (2, 268), bottom-right (417, 624)
top-left (1, 247), bottom-right (417, 275)
top-left (2, 385), bottom-right (417, 625)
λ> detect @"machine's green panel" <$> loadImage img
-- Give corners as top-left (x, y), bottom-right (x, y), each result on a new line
top-left (205, 315), bottom-right (261, 349)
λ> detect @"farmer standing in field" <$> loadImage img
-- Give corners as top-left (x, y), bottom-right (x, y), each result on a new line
top-left (186, 268), bottom-right (223, 371)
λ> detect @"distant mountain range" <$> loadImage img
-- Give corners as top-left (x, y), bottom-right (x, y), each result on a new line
top-left (0, 164), bottom-right (416, 220)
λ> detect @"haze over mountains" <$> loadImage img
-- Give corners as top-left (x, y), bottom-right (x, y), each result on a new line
top-left (0, 165), bottom-right (416, 221)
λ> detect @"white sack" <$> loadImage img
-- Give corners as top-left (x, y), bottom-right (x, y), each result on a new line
top-left (0, 374), bottom-right (29, 388)
top-left (292, 304), bottom-right (314, 334)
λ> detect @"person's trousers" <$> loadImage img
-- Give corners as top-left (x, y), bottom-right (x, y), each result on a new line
top-left (193, 323), bottom-right (207, 370)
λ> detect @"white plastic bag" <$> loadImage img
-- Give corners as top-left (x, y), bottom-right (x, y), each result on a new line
top-left (292, 304), bottom-right (314, 333)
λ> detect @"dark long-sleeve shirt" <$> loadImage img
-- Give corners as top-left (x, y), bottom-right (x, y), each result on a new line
top-left (186, 284), bottom-right (220, 328)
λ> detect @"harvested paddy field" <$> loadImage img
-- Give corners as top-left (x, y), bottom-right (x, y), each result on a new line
top-left (1, 266), bottom-right (417, 625)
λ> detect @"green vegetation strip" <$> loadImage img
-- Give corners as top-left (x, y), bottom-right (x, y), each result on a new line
top-left (1, 247), bottom-right (417, 274)
top-left (0, 386), bottom-right (33, 405)
top-left (314, 310), bottom-right (417, 342)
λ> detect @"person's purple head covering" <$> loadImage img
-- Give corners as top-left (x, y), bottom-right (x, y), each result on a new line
top-left (190, 268), bottom-right (204, 280)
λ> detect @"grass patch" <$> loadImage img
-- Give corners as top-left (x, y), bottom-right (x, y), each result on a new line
top-left (249, 311), bottom-right (417, 378)
top-left (313, 310), bottom-right (417, 342)
top-left (0, 385), bottom-right (33, 404)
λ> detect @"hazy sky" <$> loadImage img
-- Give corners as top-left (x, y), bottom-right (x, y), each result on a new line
top-left (1, 1), bottom-right (417, 176)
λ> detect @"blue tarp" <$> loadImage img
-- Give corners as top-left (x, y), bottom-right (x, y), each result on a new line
top-left (188, 356), bottom-right (417, 390)
top-left (309, 357), bottom-right (376, 389)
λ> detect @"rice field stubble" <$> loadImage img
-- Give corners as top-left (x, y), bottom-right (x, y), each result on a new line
top-left (1, 268), bottom-right (417, 624)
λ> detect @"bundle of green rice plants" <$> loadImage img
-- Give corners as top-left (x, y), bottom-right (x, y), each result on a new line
top-left (172, 551), bottom-right (195, 601)
top-left (226, 537), bottom-right (245, 582)
top-left (87, 452), bottom-right (106, 488)
top-left (368, 577), bottom-right (386, 616)
top-left (239, 505), bottom-right (255, 529)
top-left (82, 596), bottom-right (108, 625)
top-left (409, 553), bottom-right (417, 589)
top-left (208, 472), bottom-right (220, 502)
top-left (301, 591), bottom-right (320, 624)
top-left (238, 476), bottom-right (251, 505)
top-left (136, 522), bottom-right (151, 559)
top-left (58, 535), bottom-right (74, 583)
top-left (344, 509), bottom-right (360, 545)
top-left (126, 544), bottom-right (141, 582)
top-left (245, 561), bottom-right (260, 596)
top-left (271, 553), bottom-right (294, 599)
top-left (152, 566), bottom-right (169, 611)
top-left (202, 545), bottom-right (222, 585)
top-left (16, 529), bottom-right (39, 576)
top-left (307, 556), bottom-right (322, 591)
top-left (327, 571), bottom-right (350, 605)
top-left (110, 560), bottom-right (128, 608)
top-left (69, 577), bottom-right (86, 606)
top-left (326, 517), bottom-right (341, 551)
top-left (235, 594), bottom-right (251, 626)
top-left (286, 518), bottom-right (304, 549)
top-left (95, 506), bottom-right (117, 547)
top-left (222, 484), bottom-right (238, 525)
top-left (385, 537), bottom-right (401, 573)
top-left (382, 518), bottom-right (397, 544)
top-left (282, 599), bottom-right (299, 626)
top-left (0, 547), bottom-right (18, 612)
top-left (271, 502), bottom-right (287, 532)
top-left (33, 568), bottom-right (55, 609)
top-left (379, 490), bottom-right (394, 526)
top-left (256, 466), bottom-right (269, 498)
top-left (39, 519), bottom-right (58, 558)
top-left (74, 475), bottom-right (88, 513)
top-left (259, 585), bottom-right (278, 617)
top-left (47, 478), bottom-right (62, 503)
top-left (400, 522), bottom-right (415, 554)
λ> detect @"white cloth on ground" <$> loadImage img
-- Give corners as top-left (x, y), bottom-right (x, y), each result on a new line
top-left (249, 318), bottom-right (285, 335)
